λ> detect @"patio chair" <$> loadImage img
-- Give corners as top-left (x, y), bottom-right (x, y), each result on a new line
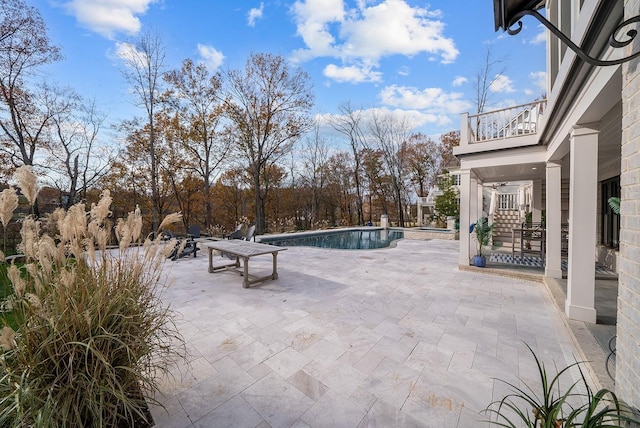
top-left (168, 234), bottom-right (199, 261)
top-left (188, 224), bottom-right (201, 238)
top-left (222, 224), bottom-right (255, 258)
top-left (228, 228), bottom-right (244, 240)
top-left (245, 225), bottom-right (256, 241)
top-left (224, 224), bottom-right (243, 239)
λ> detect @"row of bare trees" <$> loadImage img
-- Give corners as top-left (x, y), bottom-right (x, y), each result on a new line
top-left (0, 0), bottom-right (457, 237)
top-left (114, 31), bottom-right (314, 234)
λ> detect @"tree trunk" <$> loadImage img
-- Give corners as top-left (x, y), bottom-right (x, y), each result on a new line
top-left (253, 167), bottom-right (265, 234)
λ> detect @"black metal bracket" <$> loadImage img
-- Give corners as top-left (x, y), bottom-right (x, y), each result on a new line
top-left (507, 8), bottom-right (640, 66)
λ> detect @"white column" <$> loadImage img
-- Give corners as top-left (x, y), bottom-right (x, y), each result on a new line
top-left (565, 125), bottom-right (598, 323)
top-left (458, 169), bottom-right (471, 266)
top-left (417, 202), bottom-right (423, 226)
top-left (545, 162), bottom-right (563, 278)
top-left (489, 189), bottom-right (497, 224)
top-left (470, 176), bottom-right (479, 223)
top-left (532, 179), bottom-right (542, 224)
top-left (470, 175), bottom-right (480, 258)
top-left (477, 182), bottom-right (484, 219)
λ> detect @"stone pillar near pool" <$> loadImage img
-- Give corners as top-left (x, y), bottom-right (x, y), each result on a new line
top-left (446, 216), bottom-right (456, 230)
top-left (381, 214), bottom-right (388, 229)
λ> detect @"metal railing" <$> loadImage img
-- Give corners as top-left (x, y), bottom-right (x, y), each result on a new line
top-left (468, 100), bottom-right (546, 144)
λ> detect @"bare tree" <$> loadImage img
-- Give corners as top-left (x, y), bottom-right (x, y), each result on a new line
top-left (119, 32), bottom-right (165, 232)
top-left (0, 0), bottom-right (62, 174)
top-left (473, 47), bottom-right (506, 114)
top-left (163, 58), bottom-right (230, 227)
top-left (45, 94), bottom-right (112, 208)
top-left (299, 124), bottom-right (331, 227)
top-left (439, 130), bottom-right (460, 170)
top-left (223, 52), bottom-right (314, 234)
top-left (369, 109), bottom-right (412, 227)
top-left (405, 133), bottom-right (441, 198)
top-left (360, 147), bottom-right (390, 223)
top-left (328, 102), bottom-right (368, 225)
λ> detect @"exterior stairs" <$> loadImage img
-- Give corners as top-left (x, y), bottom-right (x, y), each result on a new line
top-left (491, 210), bottom-right (520, 251)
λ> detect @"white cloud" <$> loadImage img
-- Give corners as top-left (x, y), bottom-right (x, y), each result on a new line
top-left (530, 71), bottom-right (546, 93)
top-left (115, 41), bottom-right (146, 66)
top-left (198, 44), bottom-right (225, 71)
top-left (291, 0), bottom-right (458, 82)
top-left (317, 107), bottom-right (451, 132)
top-left (379, 84), bottom-right (472, 115)
top-left (529, 25), bottom-right (546, 45)
top-left (62, 0), bottom-right (156, 38)
top-left (323, 63), bottom-right (382, 83)
top-left (248, 3), bottom-right (264, 27)
top-left (291, 0), bottom-right (344, 61)
top-left (452, 76), bottom-right (467, 87)
top-left (397, 66), bottom-right (410, 76)
top-left (340, 0), bottom-right (458, 62)
top-left (490, 74), bottom-right (515, 93)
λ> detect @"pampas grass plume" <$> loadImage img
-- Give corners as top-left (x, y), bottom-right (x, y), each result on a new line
top-left (18, 217), bottom-right (40, 261)
top-left (13, 165), bottom-right (40, 207)
top-left (91, 190), bottom-right (112, 224)
top-left (158, 212), bottom-right (182, 233)
top-left (8, 264), bottom-right (25, 298)
top-left (0, 187), bottom-right (18, 228)
top-left (0, 326), bottom-right (16, 351)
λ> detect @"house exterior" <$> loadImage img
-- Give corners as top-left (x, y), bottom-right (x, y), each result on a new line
top-left (453, 0), bottom-right (639, 409)
top-left (417, 172), bottom-right (461, 226)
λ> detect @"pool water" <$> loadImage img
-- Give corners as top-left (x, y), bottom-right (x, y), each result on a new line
top-left (260, 228), bottom-right (404, 249)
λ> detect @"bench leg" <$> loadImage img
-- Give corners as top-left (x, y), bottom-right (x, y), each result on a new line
top-left (208, 248), bottom-right (214, 273)
top-left (242, 257), bottom-right (249, 288)
top-left (272, 252), bottom-right (278, 280)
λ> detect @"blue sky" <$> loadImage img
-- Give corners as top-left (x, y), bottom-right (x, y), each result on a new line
top-left (33, 0), bottom-right (546, 140)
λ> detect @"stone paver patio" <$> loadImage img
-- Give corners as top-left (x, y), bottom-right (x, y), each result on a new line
top-left (150, 238), bottom-right (592, 427)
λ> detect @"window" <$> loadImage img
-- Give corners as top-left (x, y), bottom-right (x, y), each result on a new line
top-left (600, 176), bottom-right (620, 249)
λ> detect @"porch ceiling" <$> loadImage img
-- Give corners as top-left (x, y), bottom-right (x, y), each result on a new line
top-left (473, 162), bottom-right (547, 183)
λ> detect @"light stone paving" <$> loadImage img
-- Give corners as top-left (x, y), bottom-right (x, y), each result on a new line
top-left (150, 239), bottom-right (592, 428)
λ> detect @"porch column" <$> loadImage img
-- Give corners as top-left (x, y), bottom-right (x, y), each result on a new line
top-left (545, 162), bottom-right (563, 278)
top-left (471, 176), bottom-right (483, 257)
top-left (417, 202), bottom-right (423, 226)
top-left (532, 179), bottom-right (542, 224)
top-left (458, 169), bottom-right (471, 266)
top-left (477, 182), bottom-right (484, 219)
top-left (565, 125), bottom-right (598, 323)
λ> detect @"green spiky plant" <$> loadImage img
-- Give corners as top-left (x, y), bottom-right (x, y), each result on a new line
top-left (608, 197), bottom-right (620, 215)
top-left (474, 217), bottom-right (495, 257)
top-left (485, 344), bottom-right (639, 427)
top-left (0, 167), bottom-right (186, 427)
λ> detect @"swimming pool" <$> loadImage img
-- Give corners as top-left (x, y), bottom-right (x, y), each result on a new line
top-left (259, 228), bottom-right (404, 249)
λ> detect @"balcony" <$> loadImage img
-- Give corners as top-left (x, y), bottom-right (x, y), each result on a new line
top-left (455, 99), bottom-right (547, 156)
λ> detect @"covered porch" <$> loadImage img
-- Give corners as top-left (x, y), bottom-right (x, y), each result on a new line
top-left (454, 65), bottom-right (622, 327)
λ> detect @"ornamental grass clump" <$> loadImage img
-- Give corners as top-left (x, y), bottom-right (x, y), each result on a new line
top-left (484, 343), bottom-right (640, 427)
top-left (0, 171), bottom-right (185, 427)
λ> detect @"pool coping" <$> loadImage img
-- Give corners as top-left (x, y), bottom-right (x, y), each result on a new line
top-left (256, 226), bottom-right (406, 250)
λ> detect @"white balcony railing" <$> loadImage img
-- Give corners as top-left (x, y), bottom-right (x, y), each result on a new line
top-left (497, 193), bottom-right (519, 210)
top-left (467, 99), bottom-right (547, 144)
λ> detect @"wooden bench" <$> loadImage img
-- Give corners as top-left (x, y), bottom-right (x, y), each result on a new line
top-left (203, 240), bottom-right (286, 288)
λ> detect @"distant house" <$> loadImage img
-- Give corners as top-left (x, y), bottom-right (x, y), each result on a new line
top-left (455, 0), bottom-right (639, 410)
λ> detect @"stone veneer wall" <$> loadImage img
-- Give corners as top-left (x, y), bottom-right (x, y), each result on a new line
top-left (403, 229), bottom-right (457, 240)
top-left (616, 0), bottom-right (640, 411)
